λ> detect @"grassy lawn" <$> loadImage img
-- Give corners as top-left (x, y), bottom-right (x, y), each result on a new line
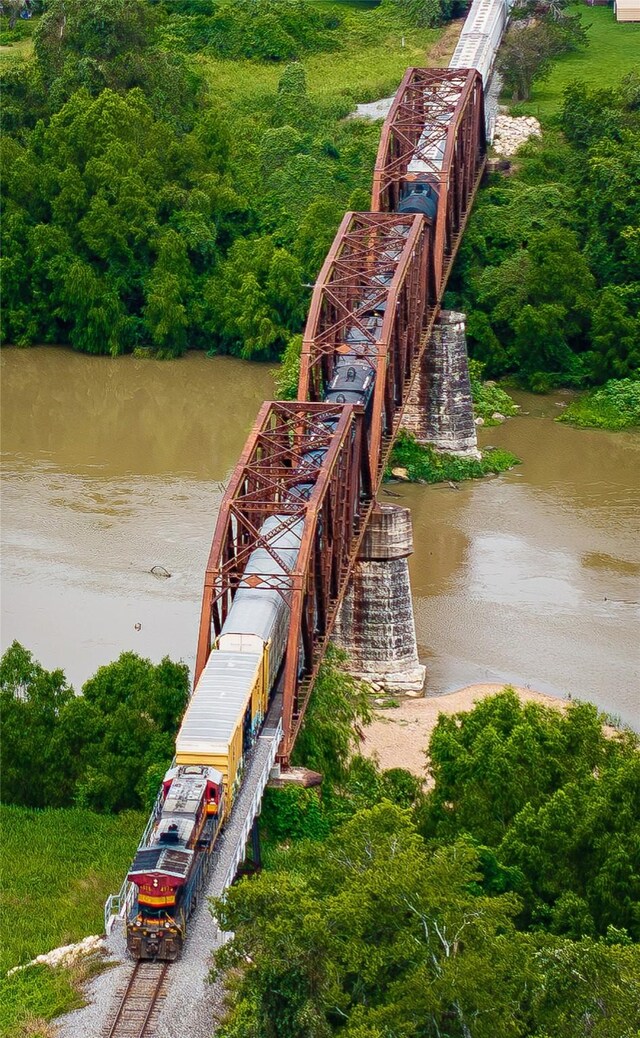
top-left (0, 804), bottom-right (145, 973)
top-left (198, 11), bottom-right (459, 108)
top-left (0, 805), bottom-right (145, 1037)
top-left (0, 5), bottom-right (460, 108)
top-left (0, 36), bottom-right (33, 63)
top-left (0, 12), bottom-right (36, 65)
top-left (0, 960), bottom-right (105, 1038)
top-left (519, 5), bottom-right (640, 120)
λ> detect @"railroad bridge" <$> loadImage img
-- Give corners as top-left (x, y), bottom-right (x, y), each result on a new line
top-left (106, 63), bottom-right (488, 936)
top-left (195, 66), bottom-right (486, 765)
top-left (103, 47), bottom-right (504, 1038)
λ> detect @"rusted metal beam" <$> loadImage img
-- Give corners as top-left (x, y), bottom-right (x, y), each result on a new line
top-left (195, 401), bottom-right (374, 761)
top-left (371, 67), bottom-right (486, 294)
top-left (298, 212), bottom-right (437, 481)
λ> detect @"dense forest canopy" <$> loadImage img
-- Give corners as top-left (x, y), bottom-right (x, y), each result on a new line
top-left (0, 0), bottom-right (422, 359)
top-left (448, 74), bottom-right (640, 389)
top-left (215, 691), bottom-right (640, 1038)
top-left (1, 0), bottom-right (638, 386)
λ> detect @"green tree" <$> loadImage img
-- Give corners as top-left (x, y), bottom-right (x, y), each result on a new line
top-left (496, 24), bottom-right (556, 102)
top-left (0, 643), bottom-right (190, 813)
top-left (33, 0), bottom-right (199, 126)
top-left (497, 13), bottom-right (588, 102)
top-left (291, 646), bottom-right (370, 785)
top-left (418, 690), bottom-right (640, 939)
top-left (591, 287), bottom-right (640, 381)
top-left (205, 236), bottom-right (306, 359)
top-left (0, 642), bottom-right (74, 808)
top-left (382, 0), bottom-right (452, 29)
top-left (214, 805), bottom-right (526, 1038)
top-left (0, 87), bottom-right (242, 355)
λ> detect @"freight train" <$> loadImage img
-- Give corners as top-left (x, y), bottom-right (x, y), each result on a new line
top-left (124, 275), bottom-right (392, 960)
top-left (124, 0), bottom-right (512, 961)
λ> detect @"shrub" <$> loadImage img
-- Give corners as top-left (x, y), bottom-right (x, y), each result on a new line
top-left (387, 431), bottom-right (519, 484)
top-left (468, 359), bottom-right (519, 422)
top-left (558, 378), bottom-right (640, 430)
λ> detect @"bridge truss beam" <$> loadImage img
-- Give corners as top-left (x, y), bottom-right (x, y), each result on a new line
top-left (195, 400), bottom-right (373, 763)
top-left (298, 212), bottom-right (437, 484)
top-left (371, 67), bottom-right (486, 294)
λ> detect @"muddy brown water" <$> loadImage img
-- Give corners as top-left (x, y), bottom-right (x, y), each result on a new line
top-left (1, 350), bottom-right (638, 728)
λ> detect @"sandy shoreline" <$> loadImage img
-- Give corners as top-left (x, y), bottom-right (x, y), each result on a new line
top-left (360, 683), bottom-right (569, 779)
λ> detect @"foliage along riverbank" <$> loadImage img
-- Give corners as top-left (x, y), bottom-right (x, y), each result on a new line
top-left (2, 0), bottom-right (637, 412)
top-left (448, 69), bottom-right (640, 394)
top-left (558, 377), bottom-right (640, 431)
top-left (0, 0), bottom-right (448, 359)
top-left (214, 686), bottom-right (640, 1037)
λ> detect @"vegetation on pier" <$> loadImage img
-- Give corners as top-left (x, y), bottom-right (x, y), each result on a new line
top-left (387, 432), bottom-right (519, 484)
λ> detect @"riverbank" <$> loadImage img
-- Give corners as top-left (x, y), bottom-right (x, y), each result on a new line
top-left (361, 683), bottom-right (573, 779)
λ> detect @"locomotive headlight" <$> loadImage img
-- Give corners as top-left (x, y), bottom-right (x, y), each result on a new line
top-left (153, 878), bottom-right (159, 888)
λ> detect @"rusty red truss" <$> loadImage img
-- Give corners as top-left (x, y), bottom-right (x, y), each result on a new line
top-left (298, 212), bottom-right (437, 483)
top-left (195, 400), bottom-right (374, 762)
top-left (371, 67), bottom-right (486, 294)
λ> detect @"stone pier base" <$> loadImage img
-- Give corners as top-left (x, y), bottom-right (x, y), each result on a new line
top-left (334, 505), bottom-right (425, 694)
top-left (402, 310), bottom-right (480, 458)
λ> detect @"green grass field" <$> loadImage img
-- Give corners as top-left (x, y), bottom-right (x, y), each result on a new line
top-left (198, 11), bottom-right (458, 108)
top-left (0, 804), bottom-right (145, 973)
top-left (520, 5), bottom-right (640, 120)
top-left (0, 805), bottom-right (145, 1037)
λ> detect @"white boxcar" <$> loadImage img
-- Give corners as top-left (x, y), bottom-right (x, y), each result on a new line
top-left (449, 0), bottom-right (514, 87)
top-left (175, 651), bottom-right (262, 798)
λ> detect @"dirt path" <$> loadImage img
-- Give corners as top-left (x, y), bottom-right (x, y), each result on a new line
top-left (428, 17), bottom-right (465, 65)
top-left (361, 684), bottom-right (568, 781)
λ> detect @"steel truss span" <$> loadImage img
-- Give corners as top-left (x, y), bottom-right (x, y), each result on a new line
top-left (197, 67), bottom-right (487, 766)
top-left (372, 68), bottom-right (485, 294)
top-left (196, 401), bottom-right (373, 760)
top-left (299, 212), bottom-right (436, 482)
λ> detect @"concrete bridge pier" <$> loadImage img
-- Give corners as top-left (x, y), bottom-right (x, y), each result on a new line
top-left (334, 504), bottom-right (425, 694)
top-left (402, 310), bottom-right (480, 458)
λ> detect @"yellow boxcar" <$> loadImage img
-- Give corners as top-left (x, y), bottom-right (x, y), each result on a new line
top-left (175, 651), bottom-right (263, 808)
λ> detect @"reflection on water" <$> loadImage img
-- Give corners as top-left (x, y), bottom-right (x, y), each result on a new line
top-left (1, 356), bottom-right (639, 729)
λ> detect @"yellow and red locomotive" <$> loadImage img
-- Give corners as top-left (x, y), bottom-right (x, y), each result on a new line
top-left (126, 764), bottom-right (224, 960)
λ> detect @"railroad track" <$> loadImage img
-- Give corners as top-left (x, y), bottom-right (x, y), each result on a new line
top-left (104, 961), bottom-right (169, 1038)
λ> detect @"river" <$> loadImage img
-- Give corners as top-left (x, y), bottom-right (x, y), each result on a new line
top-left (1, 348), bottom-right (638, 728)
